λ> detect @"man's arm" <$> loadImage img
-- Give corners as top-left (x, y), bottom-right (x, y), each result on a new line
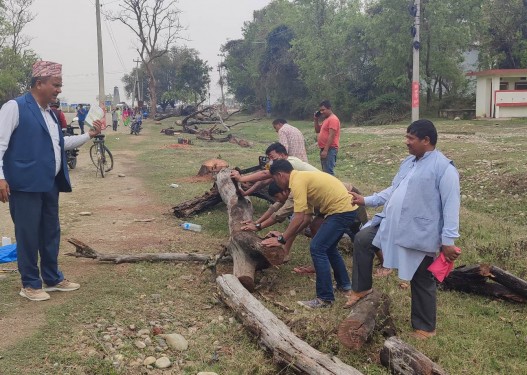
top-left (230, 169), bottom-right (272, 183)
top-left (314, 115), bottom-right (321, 134)
top-left (0, 100), bottom-right (19, 202)
top-left (320, 128), bottom-right (336, 159)
top-left (439, 164), bottom-right (461, 261)
top-left (278, 131), bottom-right (290, 153)
top-left (64, 120), bottom-right (102, 150)
top-left (261, 212), bottom-right (306, 247)
top-left (241, 180), bottom-right (270, 196)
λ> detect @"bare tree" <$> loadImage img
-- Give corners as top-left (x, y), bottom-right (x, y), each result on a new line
top-left (111, 0), bottom-right (183, 116)
top-left (3, 0), bottom-right (35, 55)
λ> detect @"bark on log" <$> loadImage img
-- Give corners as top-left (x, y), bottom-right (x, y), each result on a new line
top-left (442, 265), bottom-right (526, 303)
top-left (66, 238), bottom-right (231, 265)
top-left (216, 169), bottom-right (286, 291)
top-left (172, 187), bottom-right (223, 218)
top-left (480, 265), bottom-right (527, 299)
top-left (380, 336), bottom-right (448, 375)
top-left (337, 290), bottom-right (396, 350)
top-left (217, 274), bottom-right (363, 375)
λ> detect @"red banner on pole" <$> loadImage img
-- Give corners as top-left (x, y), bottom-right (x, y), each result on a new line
top-left (412, 81), bottom-right (420, 108)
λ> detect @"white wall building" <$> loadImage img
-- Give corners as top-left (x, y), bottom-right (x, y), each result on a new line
top-left (467, 69), bottom-right (527, 119)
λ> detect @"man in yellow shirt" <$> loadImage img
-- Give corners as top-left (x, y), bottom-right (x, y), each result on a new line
top-left (262, 159), bottom-right (358, 308)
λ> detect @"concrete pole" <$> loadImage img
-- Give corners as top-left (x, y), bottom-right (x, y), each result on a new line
top-left (95, 0), bottom-right (105, 116)
top-left (411, 0), bottom-right (420, 122)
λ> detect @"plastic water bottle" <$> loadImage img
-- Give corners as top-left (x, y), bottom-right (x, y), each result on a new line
top-left (180, 223), bottom-right (202, 232)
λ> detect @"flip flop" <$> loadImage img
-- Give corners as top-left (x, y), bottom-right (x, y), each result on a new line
top-left (374, 267), bottom-right (393, 277)
top-left (292, 265), bottom-right (316, 274)
top-left (343, 289), bottom-right (373, 309)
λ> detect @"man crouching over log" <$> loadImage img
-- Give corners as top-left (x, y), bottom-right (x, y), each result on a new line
top-left (262, 159), bottom-right (358, 309)
top-left (347, 119), bottom-right (461, 339)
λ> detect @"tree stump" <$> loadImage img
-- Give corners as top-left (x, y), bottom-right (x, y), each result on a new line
top-left (337, 290), bottom-right (396, 350)
top-left (217, 274), bottom-right (364, 374)
top-left (216, 168), bottom-right (286, 291)
top-left (197, 159), bottom-right (229, 177)
top-left (380, 336), bottom-right (448, 375)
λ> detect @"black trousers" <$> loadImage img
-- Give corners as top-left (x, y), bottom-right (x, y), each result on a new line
top-left (352, 225), bottom-right (437, 331)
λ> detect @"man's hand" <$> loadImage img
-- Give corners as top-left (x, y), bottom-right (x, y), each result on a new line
top-left (261, 237), bottom-right (281, 248)
top-left (241, 223), bottom-right (258, 231)
top-left (230, 170), bottom-right (241, 181)
top-left (349, 191), bottom-right (365, 206)
top-left (88, 120), bottom-right (103, 138)
top-left (241, 219), bottom-right (253, 225)
top-left (442, 245), bottom-right (460, 262)
top-left (320, 149), bottom-right (328, 159)
top-left (264, 230), bottom-right (281, 238)
top-left (0, 179), bottom-right (10, 203)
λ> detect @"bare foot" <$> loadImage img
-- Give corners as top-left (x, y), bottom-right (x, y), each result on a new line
top-left (374, 267), bottom-right (393, 277)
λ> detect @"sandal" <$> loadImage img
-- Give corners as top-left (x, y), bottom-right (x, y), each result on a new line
top-left (343, 289), bottom-right (373, 309)
top-left (374, 267), bottom-right (393, 277)
top-left (410, 329), bottom-right (436, 340)
top-left (292, 265), bottom-right (316, 274)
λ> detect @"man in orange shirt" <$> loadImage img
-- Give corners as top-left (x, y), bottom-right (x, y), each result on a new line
top-left (314, 100), bottom-right (340, 175)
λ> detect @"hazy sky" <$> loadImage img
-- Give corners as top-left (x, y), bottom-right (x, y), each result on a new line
top-left (25, 0), bottom-right (271, 105)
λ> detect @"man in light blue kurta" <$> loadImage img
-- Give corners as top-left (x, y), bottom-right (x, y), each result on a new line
top-left (346, 119), bottom-right (460, 339)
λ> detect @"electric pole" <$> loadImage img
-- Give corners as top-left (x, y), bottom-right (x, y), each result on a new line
top-left (411, 0), bottom-right (420, 122)
top-left (132, 59), bottom-right (141, 109)
top-left (95, 0), bottom-right (105, 120)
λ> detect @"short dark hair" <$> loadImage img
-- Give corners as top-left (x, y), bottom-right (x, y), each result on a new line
top-left (319, 100), bottom-right (331, 109)
top-left (272, 118), bottom-right (287, 126)
top-left (30, 76), bottom-right (50, 88)
top-left (407, 119), bottom-right (438, 146)
top-left (268, 181), bottom-right (284, 197)
top-left (270, 159), bottom-right (293, 175)
top-left (265, 142), bottom-right (288, 156)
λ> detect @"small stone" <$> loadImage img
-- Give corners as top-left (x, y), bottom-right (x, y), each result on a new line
top-left (228, 317), bottom-right (235, 324)
top-left (103, 335), bottom-right (112, 341)
top-left (79, 211), bottom-right (92, 216)
top-left (155, 356), bottom-right (171, 369)
top-left (143, 356), bottom-right (156, 366)
top-left (197, 372), bottom-right (219, 375)
top-left (129, 324), bottom-right (136, 331)
top-left (137, 328), bottom-right (150, 336)
top-left (144, 337), bottom-right (152, 346)
top-left (217, 316), bottom-right (224, 322)
top-left (114, 354), bottom-right (124, 361)
top-left (162, 333), bottom-right (188, 351)
top-left (289, 290), bottom-right (296, 296)
top-left (118, 174), bottom-right (126, 177)
top-left (135, 340), bottom-right (147, 349)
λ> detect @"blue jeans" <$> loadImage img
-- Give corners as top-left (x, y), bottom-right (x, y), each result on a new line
top-left (310, 210), bottom-right (356, 301)
top-left (320, 147), bottom-right (338, 175)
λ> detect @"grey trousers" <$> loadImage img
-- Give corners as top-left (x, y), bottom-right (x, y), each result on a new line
top-left (352, 225), bottom-right (437, 331)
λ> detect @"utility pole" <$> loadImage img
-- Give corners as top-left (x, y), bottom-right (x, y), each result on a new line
top-left (411, 0), bottom-right (421, 122)
top-left (132, 59), bottom-right (141, 109)
top-left (217, 53), bottom-right (226, 115)
top-left (95, 0), bottom-right (105, 121)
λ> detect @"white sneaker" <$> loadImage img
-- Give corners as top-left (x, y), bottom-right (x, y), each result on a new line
top-left (44, 279), bottom-right (80, 292)
top-left (19, 287), bottom-right (51, 301)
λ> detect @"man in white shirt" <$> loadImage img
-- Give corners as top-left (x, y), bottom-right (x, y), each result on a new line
top-left (0, 60), bottom-right (102, 301)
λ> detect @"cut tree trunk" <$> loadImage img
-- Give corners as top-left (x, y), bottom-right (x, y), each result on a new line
top-left (442, 265), bottom-right (526, 303)
top-left (172, 187), bottom-right (223, 218)
top-left (216, 169), bottom-right (286, 291)
top-left (380, 336), bottom-right (448, 375)
top-left (479, 264), bottom-right (527, 299)
top-left (337, 290), bottom-right (396, 350)
top-left (66, 238), bottom-right (230, 265)
top-left (197, 159), bottom-right (229, 177)
top-left (216, 274), bottom-right (363, 375)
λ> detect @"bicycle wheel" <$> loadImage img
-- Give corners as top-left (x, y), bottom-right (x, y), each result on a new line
top-left (102, 146), bottom-right (114, 172)
top-left (89, 144), bottom-right (99, 168)
top-left (68, 156), bottom-right (77, 169)
top-left (97, 145), bottom-right (105, 178)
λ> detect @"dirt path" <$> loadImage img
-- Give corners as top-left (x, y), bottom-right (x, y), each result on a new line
top-left (0, 124), bottom-right (181, 351)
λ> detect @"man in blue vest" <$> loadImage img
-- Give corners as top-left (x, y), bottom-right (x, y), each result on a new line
top-left (0, 60), bottom-right (102, 301)
top-left (346, 119), bottom-right (460, 339)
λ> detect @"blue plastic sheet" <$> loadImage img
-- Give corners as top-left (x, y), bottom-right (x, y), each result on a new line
top-left (0, 243), bottom-right (17, 263)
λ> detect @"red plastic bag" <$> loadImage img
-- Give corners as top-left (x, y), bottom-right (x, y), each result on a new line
top-left (427, 247), bottom-right (461, 282)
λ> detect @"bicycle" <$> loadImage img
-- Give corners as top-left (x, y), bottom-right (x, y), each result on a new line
top-left (89, 134), bottom-right (114, 177)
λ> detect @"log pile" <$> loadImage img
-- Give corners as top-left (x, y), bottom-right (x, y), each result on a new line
top-left (443, 264), bottom-right (527, 303)
top-left (217, 274), bottom-right (364, 374)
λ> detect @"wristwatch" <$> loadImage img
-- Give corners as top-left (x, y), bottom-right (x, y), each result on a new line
top-left (255, 223), bottom-right (262, 230)
top-left (277, 235), bottom-right (286, 244)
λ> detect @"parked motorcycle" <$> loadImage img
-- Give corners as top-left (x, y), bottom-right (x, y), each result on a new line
top-left (130, 118), bottom-right (142, 135)
top-left (63, 117), bottom-right (80, 169)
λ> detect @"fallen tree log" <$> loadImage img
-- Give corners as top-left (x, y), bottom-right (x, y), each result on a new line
top-left (442, 265), bottom-right (526, 303)
top-left (337, 290), bottom-right (396, 350)
top-left (216, 168), bottom-right (286, 291)
top-left (172, 187), bottom-right (223, 218)
top-left (480, 264), bottom-right (527, 299)
top-left (380, 336), bottom-right (447, 375)
top-left (66, 238), bottom-right (231, 265)
top-left (217, 274), bottom-right (363, 374)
